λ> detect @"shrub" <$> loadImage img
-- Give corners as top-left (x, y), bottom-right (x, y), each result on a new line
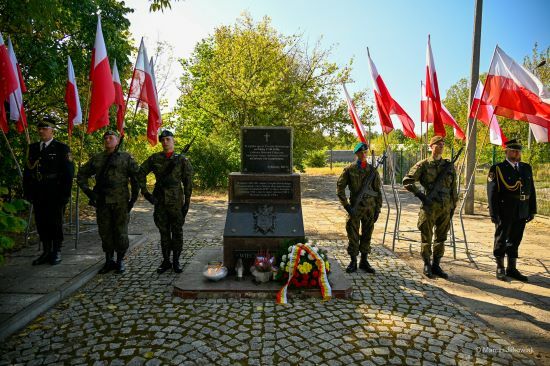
top-left (305, 149), bottom-right (327, 168)
top-left (0, 186), bottom-right (29, 264)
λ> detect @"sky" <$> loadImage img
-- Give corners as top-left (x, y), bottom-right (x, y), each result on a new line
top-left (125, 0), bottom-right (549, 134)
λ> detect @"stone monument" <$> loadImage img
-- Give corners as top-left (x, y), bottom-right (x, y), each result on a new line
top-left (223, 126), bottom-right (305, 271)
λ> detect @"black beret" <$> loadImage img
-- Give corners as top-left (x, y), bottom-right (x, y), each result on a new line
top-left (159, 130), bottom-right (174, 141)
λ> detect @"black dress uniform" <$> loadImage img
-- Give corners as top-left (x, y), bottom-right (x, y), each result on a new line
top-left (24, 127), bottom-right (74, 265)
top-left (487, 140), bottom-right (536, 281)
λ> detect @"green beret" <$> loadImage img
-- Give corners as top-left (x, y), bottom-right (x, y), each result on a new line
top-left (353, 142), bottom-right (368, 154)
top-left (103, 130), bottom-right (120, 138)
top-left (159, 130), bottom-right (174, 141)
top-left (504, 139), bottom-right (522, 151)
top-left (429, 135), bottom-right (445, 146)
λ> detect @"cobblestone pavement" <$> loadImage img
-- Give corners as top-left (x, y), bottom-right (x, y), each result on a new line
top-left (0, 174), bottom-right (546, 365)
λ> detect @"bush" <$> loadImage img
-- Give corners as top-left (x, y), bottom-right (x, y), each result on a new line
top-left (305, 150), bottom-right (327, 168)
top-left (0, 186), bottom-right (29, 264)
top-left (185, 136), bottom-right (241, 189)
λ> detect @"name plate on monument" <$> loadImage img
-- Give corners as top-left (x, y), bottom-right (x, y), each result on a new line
top-left (241, 127), bottom-right (292, 174)
top-left (234, 180), bottom-right (293, 200)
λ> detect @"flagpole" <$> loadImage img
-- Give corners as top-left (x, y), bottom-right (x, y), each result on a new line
top-left (1, 129), bottom-right (23, 178)
top-left (121, 37), bottom-right (143, 135)
top-left (420, 81), bottom-right (423, 160)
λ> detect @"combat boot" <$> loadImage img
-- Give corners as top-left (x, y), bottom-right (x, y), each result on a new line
top-left (346, 256), bottom-right (358, 273)
top-left (506, 257), bottom-right (528, 282)
top-left (359, 253), bottom-right (375, 274)
top-left (32, 241), bottom-right (51, 265)
top-left (115, 251), bottom-right (126, 274)
top-left (423, 258), bottom-right (434, 279)
top-left (432, 256), bottom-right (448, 279)
top-left (173, 250), bottom-right (183, 273)
top-left (156, 247), bottom-right (172, 274)
top-left (98, 251), bottom-right (116, 274)
top-left (50, 242), bottom-right (62, 265)
top-left (495, 256), bottom-right (506, 281)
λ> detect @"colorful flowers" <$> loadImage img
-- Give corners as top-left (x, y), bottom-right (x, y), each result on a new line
top-left (274, 242), bottom-right (330, 289)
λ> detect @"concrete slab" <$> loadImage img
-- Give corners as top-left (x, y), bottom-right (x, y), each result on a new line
top-left (173, 246), bottom-right (352, 299)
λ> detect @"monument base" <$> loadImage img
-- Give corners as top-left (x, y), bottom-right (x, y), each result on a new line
top-left (173, 247), bottom-right (353, 300)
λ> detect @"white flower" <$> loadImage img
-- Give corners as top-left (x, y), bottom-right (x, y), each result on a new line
top-left (282, 255), bottom-right (287, 262)
top-left (308, 254), bottom-right (314, 261)
top-left (288, 246), bottom-right (293, 253)
top-left (280, 261), bottom-right (286, 268)
top-left (300, 250), bottom-right (305, 256)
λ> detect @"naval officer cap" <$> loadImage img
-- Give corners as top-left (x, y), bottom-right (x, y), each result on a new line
top-left (37, 114), bottom-right (56, 129)
top-left (504, 139), bottom-right (522, 151)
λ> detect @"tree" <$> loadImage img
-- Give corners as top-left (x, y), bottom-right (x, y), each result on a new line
top-left (0, 0), bottom-right (135, 193)
top-left (175, 13), bottom-right (354, 184)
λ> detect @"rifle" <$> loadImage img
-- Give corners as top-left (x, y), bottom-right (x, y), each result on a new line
top-left (351, 151), bottom-right (387, 214)
top-left (92, 135), bottom-right (125, 204)
top-left (425, 147), bottom-right (463, 204)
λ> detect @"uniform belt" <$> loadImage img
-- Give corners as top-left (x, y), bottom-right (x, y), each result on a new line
top-left (517, 194), bottom-right (529, 201)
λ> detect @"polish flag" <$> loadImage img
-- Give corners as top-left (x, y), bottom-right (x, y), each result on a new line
top-left (147, 56), bottom-right (162, 145)
top-left (87, 15), bottom-right (115, 134)
top-left (342, 83), bottom-right (367, 144)
top-left (425, 35), bottom-right (446, 137)
top-left (469, 80), bottom-right (507, 146)
top-left (421, 81), bottom-right (465, 140)
top-left (65, 56), bottom-right (82, 137)
top-left (367, 49), bottom-right (416, 138)
top-left (482, 46), bottom-right (550, 129)
top-left (7, 37), bottom-right (27, 133)
top-left (529, 123), bottom-right (549, 143)
top-left (128, 39), bottom-right (149, 106)
top-left (0, 32), bottom-right (20, 133)
top-left (112, 60), bottom-right (125, 135)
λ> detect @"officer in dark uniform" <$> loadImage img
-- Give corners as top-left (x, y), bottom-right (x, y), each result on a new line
top-left (138, 130), bottom-right (193, 274)
top-left (23, 117), bottom-right (74, 265)
top-left (487, 139), bottom-right (536, 282)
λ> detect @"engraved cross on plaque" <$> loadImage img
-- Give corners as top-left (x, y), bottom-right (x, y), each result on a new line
top-left (264, 132), bottom-right (270, 143)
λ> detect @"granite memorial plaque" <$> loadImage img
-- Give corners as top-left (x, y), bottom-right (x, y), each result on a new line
top-left (241, 127), bottom-right (292, 174)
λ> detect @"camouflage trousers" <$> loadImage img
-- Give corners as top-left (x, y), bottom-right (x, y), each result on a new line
top-left (153, 204), bottom-right (184, 251)
top-left (418, 200), bottom-right (452, 260)
top-left (346, 199), bottom-right (378, 257)
top-left (96, 203), bottom-right (129, 253)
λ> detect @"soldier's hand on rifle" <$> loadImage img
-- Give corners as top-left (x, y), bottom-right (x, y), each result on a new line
top-left (83, 188), bottom-right (97, 207)
top-left (143, 192), bottom-right (157, 205)
top-left (344, 204), bottom-right (354, 216)
top-left (415, 192), bottom-right (432, 206)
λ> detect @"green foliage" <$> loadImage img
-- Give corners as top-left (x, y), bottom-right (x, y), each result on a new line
top-left (149, 0), bottom-right (181, 12)
top-left (305, 150), bottom-right (328, 168)
top-left (175, 13), bottom-right (360, 186)
top-left (0, 0), bottom-right (135, 191)
top-left (0, 187), bottom-right (29, 264)
top-left (183, 136), bottom-right (240, 189)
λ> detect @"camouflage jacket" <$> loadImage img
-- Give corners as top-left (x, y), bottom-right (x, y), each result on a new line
top-left (337, 162), bottom-right (382, 211)
top-left (138, 152), bottom-right (193, 206)
top-left (403, 156), bottom-right (458, 207)
top-left (77, 151), bottom-right (140, 205)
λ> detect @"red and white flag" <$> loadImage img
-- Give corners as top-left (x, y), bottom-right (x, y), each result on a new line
top-left (126, 39), bottom-right (161, 145)
top-left (342, 83), bottom-right (367, 144)
top-left (87, 15), bottom-right (115, 134)
top-left (469, 80), bottom-right (506, 146)
top-left (421, 81), bottom-right (465, 140)
top-left (7, 37), bottom-right (27, 134)
top-left (482, 46), bottom-right (550, 130)
top-left (367, 50), bottom-right (416, 138)
top-left (425, 35), bottom-right (446, 137)
top-left (529, 123), bottom-right (549, 143)
top-left (112, 60), bottom-right (125, 135)
top-left (0, 32), bottom-right (20, 133)
top-left (65, 56), bottom-right (82, 137)
top-left (147, 57), bottom-right (162, 145)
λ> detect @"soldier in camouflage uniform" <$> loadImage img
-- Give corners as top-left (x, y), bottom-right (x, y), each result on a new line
top-left (24, 118), bottom-right (74, 265)
top-left (77, 130), bottom-right (140, 274)
top-left (403, 135), bottom-right (458, 279)
top-left (139, 130), bottom-right (193, 274)
top-left (337, 142), bottom-right (382, 274)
